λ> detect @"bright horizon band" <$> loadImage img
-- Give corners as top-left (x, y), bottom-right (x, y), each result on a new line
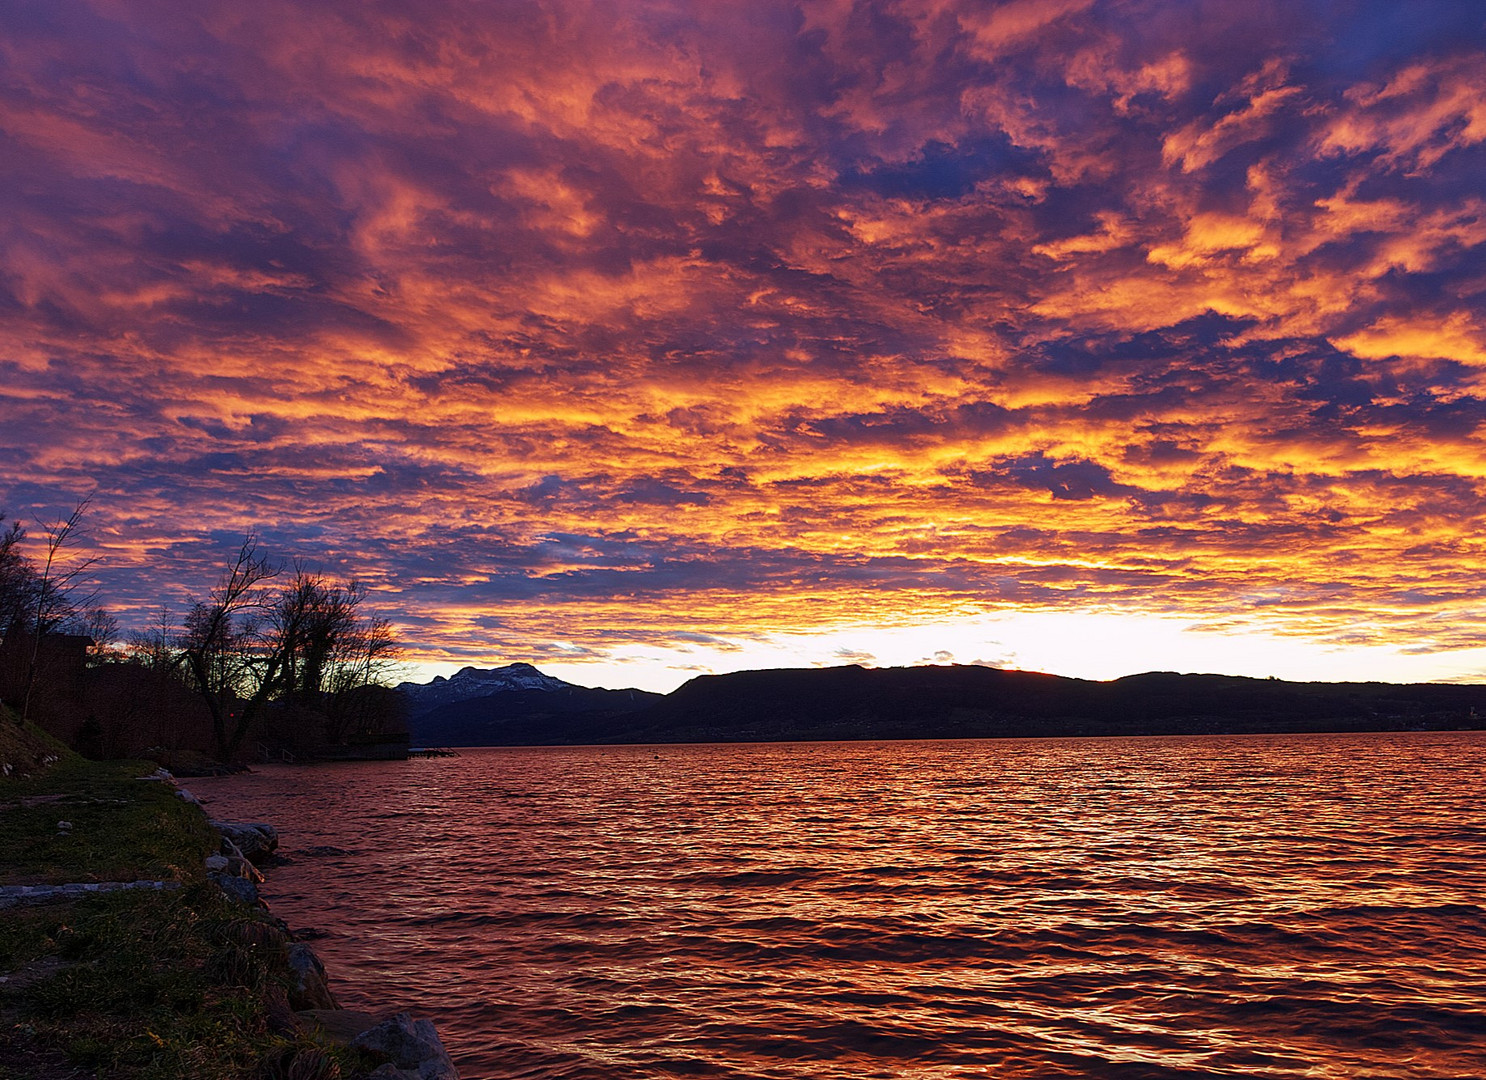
top-left (3, 2), bottom-right (1485, 691)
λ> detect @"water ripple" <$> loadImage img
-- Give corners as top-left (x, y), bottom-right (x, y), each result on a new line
top-left (196, 733), bottom-right (1486, 1079)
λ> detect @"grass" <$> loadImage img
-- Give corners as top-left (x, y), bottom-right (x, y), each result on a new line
top-left (3, 888), bottom-right (369, 1079)
top-left (0, 706), bottom-right (72, 779)
top-left (0, 737), bottom-right (379, 1080)
top-left (0, 757), bottom-right (216, 887)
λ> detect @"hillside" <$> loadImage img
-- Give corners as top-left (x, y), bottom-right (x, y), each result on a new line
top-left (399, 663), bottom-right (1486, 746)
top-left (605, 666), bottom-right (1486, 743)
top-left (399, 664), bottom-right (662, 745)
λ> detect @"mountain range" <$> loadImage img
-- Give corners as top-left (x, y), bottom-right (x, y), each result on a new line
top-left (396, 663), bottom-right (1486, 746)
top-left (396, 663), bottom-right (663, 745)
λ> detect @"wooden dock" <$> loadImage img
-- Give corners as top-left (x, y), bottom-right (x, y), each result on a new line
top-left (408, 747), bottom-right (461, 758)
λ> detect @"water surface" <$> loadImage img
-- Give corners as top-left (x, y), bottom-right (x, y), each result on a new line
top-left (195, 734), bottom-right (1486, 1079)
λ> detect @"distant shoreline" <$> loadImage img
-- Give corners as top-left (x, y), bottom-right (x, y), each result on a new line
top-left (413, 727), bottom-right (1486, 751)
top-left (399, 663), bottom-right (1486, 749)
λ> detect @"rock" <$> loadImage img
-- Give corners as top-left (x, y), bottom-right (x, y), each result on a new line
top-left (229, 855), bottom-right (263, 882)
top-left (286, 943), bottom-right (339, 1010)
top-left (1, 880), bottom-right (178, 909)
top-left (209, 871), bottom-right (261, 906)
top-left (352, 1012), bottom-right (459, 1080)
top-left (210, 820), bottom-right (279, 862)
top-left (205, 850), bottom-right (263, 882)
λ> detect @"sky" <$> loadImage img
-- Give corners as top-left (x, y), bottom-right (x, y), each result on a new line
top-left (3, 0), bottom-right (1486, 693)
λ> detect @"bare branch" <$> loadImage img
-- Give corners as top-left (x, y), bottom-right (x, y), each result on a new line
top-left (21, 494), bottom-right (98, 724)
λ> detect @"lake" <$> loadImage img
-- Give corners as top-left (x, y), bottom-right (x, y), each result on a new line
top-left (193, 733), bottom-right (1486, 1079)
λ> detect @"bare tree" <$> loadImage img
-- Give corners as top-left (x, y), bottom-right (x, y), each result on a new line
top-left (126, 606), bottom-right (179, 671)
top-left (321, 609), bottom-right (400, 743)
top-left (271, 569), bottom-right (354, 706)
top-left (20, 496), bottom-right (98, 724)
top-left (270, 570), bottom-right (400, 744)
top-left (178, 535), bottom-right (283, 760)
top-left (0, 516), bottom-right (32, 639)
top-left (70, 605), bottom-right (121, 664)
top-left (174, 539), bottom-right (402, 761)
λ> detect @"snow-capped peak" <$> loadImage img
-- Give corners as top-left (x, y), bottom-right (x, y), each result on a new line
top-left (397, 663), bottom-right (575, 713)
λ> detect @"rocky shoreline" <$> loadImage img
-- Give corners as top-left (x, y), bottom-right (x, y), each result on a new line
top-left (175, 774), bottom-right (462, 1080)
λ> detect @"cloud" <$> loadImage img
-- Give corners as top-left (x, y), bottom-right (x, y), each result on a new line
top-left (2, 0), bottom-right (1485, 680)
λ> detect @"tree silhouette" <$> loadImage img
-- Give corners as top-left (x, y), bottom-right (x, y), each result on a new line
top-left (18, 496), bottom-right (98, 724)
top-left (178, 534), bottom-right (283, 760)
top-left (177, 540), bottom-right (400, 759)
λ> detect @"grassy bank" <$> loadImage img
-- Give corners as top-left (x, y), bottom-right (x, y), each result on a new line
top-left (0, 722), bottom-right (373, 1080)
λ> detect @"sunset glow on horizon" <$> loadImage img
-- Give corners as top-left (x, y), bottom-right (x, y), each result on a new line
top-left (4, 1), bottom-right (1486, 693)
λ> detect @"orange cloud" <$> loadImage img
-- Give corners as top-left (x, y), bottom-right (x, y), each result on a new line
top-left (3, 0), bottom-right (1486, 687)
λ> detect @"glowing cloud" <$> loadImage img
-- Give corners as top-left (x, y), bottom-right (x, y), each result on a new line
top-left (2, 0), bottom-right (1485, 690)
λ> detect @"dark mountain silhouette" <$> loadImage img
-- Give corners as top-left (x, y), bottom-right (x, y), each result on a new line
top-left (399, 664), bottom-right (662, 745)
top-left (607, 665), bottom-right (1483, 743)
top-left (401, 663), bottom-right (1486, 746)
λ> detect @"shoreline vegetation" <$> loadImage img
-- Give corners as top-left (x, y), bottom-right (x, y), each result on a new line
top-left (0, 710), bottom-right (459, 1080)
top-left (2, 513), bottom-right (406, 773)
